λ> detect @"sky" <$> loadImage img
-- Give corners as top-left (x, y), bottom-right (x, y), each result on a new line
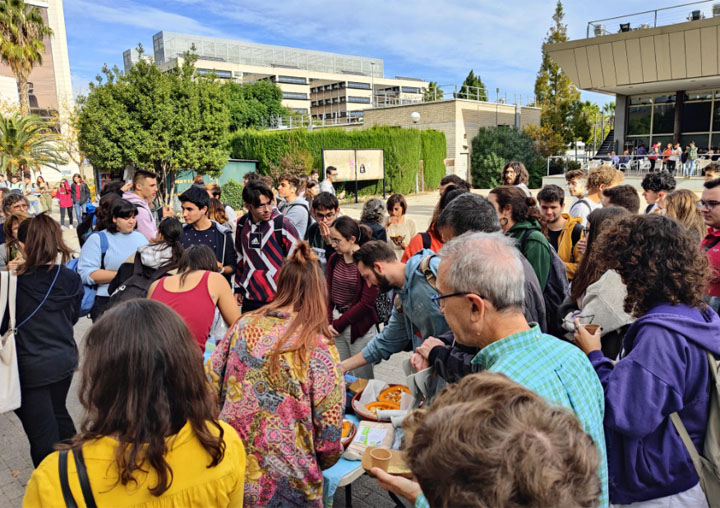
top-left (63, 0), bottom-right (684, 106)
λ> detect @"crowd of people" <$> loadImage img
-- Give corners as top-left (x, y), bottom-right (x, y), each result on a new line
top-left (2, 161), bottom-right (720, 508)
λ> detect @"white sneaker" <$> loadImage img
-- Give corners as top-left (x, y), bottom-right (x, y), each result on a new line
top-left (61, 226), bottom-right (66, 230)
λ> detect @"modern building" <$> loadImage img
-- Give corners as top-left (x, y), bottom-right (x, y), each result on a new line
top-left (125, 31), bottom-right (428, 121)
top-left (0, 0), bottom-right (73, 116)
top-left (544, 2), bottom-right (720, 154)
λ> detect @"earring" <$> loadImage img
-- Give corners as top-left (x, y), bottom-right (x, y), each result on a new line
top-left (500, 217), bottom-right (508, 227)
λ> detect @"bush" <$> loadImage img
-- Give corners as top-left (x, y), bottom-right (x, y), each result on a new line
top-left (229, 126), bottom-right (446, 195)
top-left (470, 126), bottom-right (543, 188)
top-left (221, 179), bottom-right (243, 211)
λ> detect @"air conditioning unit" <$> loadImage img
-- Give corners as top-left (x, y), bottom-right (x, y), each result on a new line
top-left (714, 3), bottom-right (720, 17)
top-left (594, 24), bottom-right (604, 37)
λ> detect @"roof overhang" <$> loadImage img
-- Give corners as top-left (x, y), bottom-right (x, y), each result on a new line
top-left (544, 15), bottom-right (720, 95)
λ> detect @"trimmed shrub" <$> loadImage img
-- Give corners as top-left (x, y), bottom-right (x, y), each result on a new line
top-left (470, 126), bottom-right (543, 188)
top-left (221, 179), bottom-right (243, 210)
top-left (229, 126), bottom-right (446, 195)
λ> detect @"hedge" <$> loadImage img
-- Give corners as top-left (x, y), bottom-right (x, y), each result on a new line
top-left (229, 126), bottom-right (446, 195)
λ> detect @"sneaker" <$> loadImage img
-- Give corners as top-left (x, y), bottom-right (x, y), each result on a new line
top-left (61, 225), bottom-right (66, 230)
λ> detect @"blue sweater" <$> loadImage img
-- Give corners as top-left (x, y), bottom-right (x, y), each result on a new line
top-left (77, 230), bottom-right (148, 297)
top-left (589, 304), bottom-right (720, 503)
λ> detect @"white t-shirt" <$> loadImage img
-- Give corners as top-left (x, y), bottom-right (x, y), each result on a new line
top-left (569, 197), bottom-right (601, 227)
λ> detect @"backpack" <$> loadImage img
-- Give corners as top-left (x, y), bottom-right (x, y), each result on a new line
top-left (66, 231), bottom-right (108, 317)
top-left (670, 351), bottom-right (720, 507)
top-left (420, 232), bottom-right (432, 250)
top-left (238, 214), bottom-right (287, 255)
top-left (283, 202), bottom-right (313, 240)
top-left (106, 254), bottom-right (171, 311)
top-left (520, 229), bottom-right (570, 337)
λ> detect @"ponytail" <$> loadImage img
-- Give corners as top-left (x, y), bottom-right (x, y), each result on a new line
top-left (490, 186), bottom-right (546, 232)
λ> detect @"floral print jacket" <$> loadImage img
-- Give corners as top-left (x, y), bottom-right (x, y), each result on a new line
top-left (207, 310), bottom-right (345, 507)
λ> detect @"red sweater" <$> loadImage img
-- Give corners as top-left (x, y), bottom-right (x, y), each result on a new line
top-left (326, 252), bottom-right (379, 342)
top-left (702, 227), bottom-right (720, 297)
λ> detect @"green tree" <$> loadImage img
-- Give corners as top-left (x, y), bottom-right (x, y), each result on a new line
top-left (0, 114), bottom-right (68, 177)
top-left (423, 81), bottom-right (444, 102)
top-left (0, 0), bottom-right (53, 115)
top-left (534, 1), bottom-right (584, 148)
top-left (470, 126), bottom-right (542, 188)
top-left (222, 80), bottom-right (287, 130)
top-left (76, 52), bottom-right (230, 203)
top-left (456, 70), bottom-right (487, 101)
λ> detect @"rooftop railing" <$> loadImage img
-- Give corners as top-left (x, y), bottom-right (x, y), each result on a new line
top-left (586, 0), bottom-right (720, 38)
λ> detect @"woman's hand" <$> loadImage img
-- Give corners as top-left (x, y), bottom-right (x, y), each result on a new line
top-left (573, 318), bottom-right (602, 355)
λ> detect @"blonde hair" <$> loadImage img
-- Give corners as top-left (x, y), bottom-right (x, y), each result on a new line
top-left (587, 165), bottom-right (616, 192)
top-left (664, 189), bottom-right (705, 243)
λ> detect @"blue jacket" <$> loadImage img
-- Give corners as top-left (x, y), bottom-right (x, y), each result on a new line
top-left (361, 249), bottom-right (450, 364)
top-left (589, 303), bottom-right (720, 504)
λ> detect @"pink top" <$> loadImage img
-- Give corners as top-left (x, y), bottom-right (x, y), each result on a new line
top-left (151, 271), bottom-right (215, 350)
top-left (57, 182), bottom-right (72, 208)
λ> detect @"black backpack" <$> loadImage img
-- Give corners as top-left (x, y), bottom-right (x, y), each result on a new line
top-left (520, 229), bottom-right (570, 337)
top-left (420, 232), bottom-right (432, 250)
top-left (106, 255), bottom-right (172, 310)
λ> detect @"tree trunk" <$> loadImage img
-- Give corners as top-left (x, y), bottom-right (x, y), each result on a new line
top-left (18, 79), bottom-right (30, 116)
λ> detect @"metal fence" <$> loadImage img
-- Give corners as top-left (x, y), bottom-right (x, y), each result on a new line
top-left (587, 0), bottom-right (720, 38)
top-left (546, 153), bottom-right (715, 177)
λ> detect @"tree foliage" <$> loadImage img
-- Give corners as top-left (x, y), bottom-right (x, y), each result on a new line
top-left (0, 114), bottom-right (68, 177)
top-left (534, 1), bottom-right (589, 150)
top-left (222, 80), bottom-right (287, 130)
top-left (423, 81), bottom-right (444, 102)
top-left (470, 126), bottom-right (543, 188)
top-left (0, 0), bottom-right (53, 115)
top-left (456, 70), bottom-right (487, 101)
top-left (76, 52), bottom-right (230, 203)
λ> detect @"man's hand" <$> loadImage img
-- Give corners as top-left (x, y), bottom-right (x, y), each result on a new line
top-left (371, 468), bottom-right (422, 504)
top-left (121, 181), bottom-right (133, 193)
top-left (318, 221), bottom-right (331, 242)
top-left (340, 352), bottom-right (368, 374)
top-left (415, 337), bottom-right (444, 360)
top-left (329, 325), bottom-right (340, 336)
top-left (410, 352), bottom-right (430, 372)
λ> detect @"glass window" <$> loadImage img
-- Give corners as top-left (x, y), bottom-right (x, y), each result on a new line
top-left (682, 101), bottom-right (711, 132)
top-left (651, 135), bottom-right (673, 148)
top-left (401, 86), bottom-right (422, 94)
top-left (627, 105), bottom-right (652, 135)
top-left (653, 103), bottom-right (675, 134)
top-left (282, 92), bottom-right (308, 100)
top-left (348, 96), bottom-right (371, 104)
top-left (625, 136), bottom-right (650, 152)
top-left (686, 90), bottom-right (714, 101)
top-left (710, 134), bottom-right (720, 151)
top-left (712, 103), bottom-right (720, 132)
top-left (654, 94), bottom-right (676, 104)
top-left (347, 81), bottom-right (372, 90)
top-left (277, 75), bottom-right (307, 84)
top-left (630, 95), bottom-right (652, 105)
top-left (680, 134), bottom-right (710, 150)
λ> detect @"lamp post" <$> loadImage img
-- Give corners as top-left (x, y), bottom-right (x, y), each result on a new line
top-left (411, 112), bottom-right (421, 193)
top-left (371, 62), bottom-right (375, 107)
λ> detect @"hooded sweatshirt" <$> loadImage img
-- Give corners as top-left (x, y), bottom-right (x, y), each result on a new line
top-left (507, 219), bottom-right (551, 290)
top-left (2, 265), bottom-right (83, 388)
top-left (588, 303), bottom-right (720, 504)
top-left (122, 190), bottom-right (156, 241)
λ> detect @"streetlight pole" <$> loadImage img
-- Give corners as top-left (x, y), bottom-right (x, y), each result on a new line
top-left (371, 62), bottom-right (375, 108)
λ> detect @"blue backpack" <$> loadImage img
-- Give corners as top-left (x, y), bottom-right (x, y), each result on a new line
top-left (67, 231), bottom-right (108, 317)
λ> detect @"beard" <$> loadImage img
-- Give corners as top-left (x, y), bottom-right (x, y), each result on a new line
top-left (374, 270), bottom-right (396, 294)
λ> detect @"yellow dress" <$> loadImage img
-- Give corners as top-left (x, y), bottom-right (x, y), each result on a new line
top-left (23, 420), bottom-right (245, 508)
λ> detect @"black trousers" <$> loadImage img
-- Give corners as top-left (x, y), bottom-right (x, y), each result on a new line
top-left (15, 375), bottom-right (76, 467)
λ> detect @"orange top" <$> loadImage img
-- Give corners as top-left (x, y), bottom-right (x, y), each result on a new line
top-left (401, 230), bottom-right (443, 262)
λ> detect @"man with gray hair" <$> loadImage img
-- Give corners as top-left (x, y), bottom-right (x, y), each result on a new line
top-left (433, 231), bottom-right (609, 507)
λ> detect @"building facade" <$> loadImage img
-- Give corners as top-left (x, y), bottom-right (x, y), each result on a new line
top-left (126, 31), bottom-right (427, 121)
top-left (545, 4), bottom-right (720, 155)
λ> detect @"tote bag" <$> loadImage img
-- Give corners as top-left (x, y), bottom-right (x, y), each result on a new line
top-left (0, 270), bottom-right (20, 413)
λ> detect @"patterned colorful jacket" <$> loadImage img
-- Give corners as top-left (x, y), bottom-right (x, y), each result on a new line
top-left (207, 311), bottom-right (344, 507)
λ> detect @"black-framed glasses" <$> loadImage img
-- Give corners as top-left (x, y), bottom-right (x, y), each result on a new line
top-left (699, 200), bottom-right (720, 210)
top-left (431, 292), bottom-right (484, 309)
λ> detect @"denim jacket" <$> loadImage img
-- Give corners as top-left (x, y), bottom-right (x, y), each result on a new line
top-left (361, 249), bottom-right (450, 364)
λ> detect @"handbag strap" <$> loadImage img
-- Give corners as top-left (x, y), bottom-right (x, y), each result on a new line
top-left (58, 449), bottom-right (78, 508)
top-left (16, 265), bottom-right (60, 330)
top-left (72, 447), bottom-right (97, 508)
top-left (670, 412), bottom-right (704, 480)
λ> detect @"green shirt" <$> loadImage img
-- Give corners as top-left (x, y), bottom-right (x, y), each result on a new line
top-left (472, 324), bottom-right (609, 507)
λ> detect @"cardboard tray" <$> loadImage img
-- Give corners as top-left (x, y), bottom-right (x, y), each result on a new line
top-left (361, 446), bottom-right (412, 478)
top-left (351, 384), bottom-right (423, 421)
top-left (341, 419), bottom-right (357, 449)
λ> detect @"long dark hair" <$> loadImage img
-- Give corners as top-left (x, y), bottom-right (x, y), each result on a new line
top-left (331, 215), bottom-right (372, 246)
top-left (153, 218), bottom-right (184, 268)
top-left (94, 193), bottom-right (120, 231)
top-left (63, 299), bottom-right (225, 496)
top-left (18, 213), bottom-right (73, 274)
top-left (570, 207), bottom-right (629, 302)
top-left (489, 185), bottom-right (546, 232)
top-left (176, 244), bottom-right (219, 284)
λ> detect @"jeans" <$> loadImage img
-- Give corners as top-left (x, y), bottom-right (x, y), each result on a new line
top-left (59, 206), bottom-right (73, 226)
top-left (73, 202), bottom-right (85, 223)
top-left (14, 375), bottom-right (76, 467)
top-left (685, 159), bottom-right (696, 176)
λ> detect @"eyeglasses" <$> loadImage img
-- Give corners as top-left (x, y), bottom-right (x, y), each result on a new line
top-left (329, 237), bottom-right (342, 245)
top-left (253, 203), bottom-right (273, 211)
top-left (315, 211), bottom-right (336, 220)
top-left (699, 200), bottom-right (720, 210)
top-left (431, 291), bottom-right (484, 309)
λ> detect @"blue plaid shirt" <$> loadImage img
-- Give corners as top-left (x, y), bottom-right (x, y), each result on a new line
top-left (471, 324), bottom-right (609, 507)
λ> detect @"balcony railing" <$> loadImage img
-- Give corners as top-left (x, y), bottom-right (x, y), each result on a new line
top-left (586, 0), bottom-right (720, 38)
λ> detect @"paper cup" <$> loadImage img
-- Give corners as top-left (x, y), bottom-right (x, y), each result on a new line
top-left (370, 448), bottom-right (392, 471)
top-left (584, 324), bottom-right (600, 335)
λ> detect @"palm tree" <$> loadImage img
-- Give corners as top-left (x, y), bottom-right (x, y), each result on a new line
top-left (0, 0), bottom-right (53, 115)
top-left (0, 114), bottom-right (67, 177)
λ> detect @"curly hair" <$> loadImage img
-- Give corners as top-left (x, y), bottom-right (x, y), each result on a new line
top-left (360, 198), bottom-right (385, 225)
top-left (594, 214), bottom-right (709, 317)
top-left (489, 185), bottom-right (546, 232)
top-left (586, 165), bottom-right (616, 192)
top-left (641, 171), bottom-right (676, 193)
top-left (501, 161), bottom-right (529, 185)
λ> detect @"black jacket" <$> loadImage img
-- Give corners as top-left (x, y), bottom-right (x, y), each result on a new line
top-left (70, 183), bottom-right (91, 205)
top-left (2, 266), bottom-right (83, 388)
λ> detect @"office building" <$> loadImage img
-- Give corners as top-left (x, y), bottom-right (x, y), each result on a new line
top-left (125, 31), bottom-right (428, 121)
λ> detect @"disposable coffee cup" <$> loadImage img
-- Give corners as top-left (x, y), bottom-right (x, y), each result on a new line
top-left (584, 324), bottom-right (600, 335)
top-left (370, 448), bottom-right (392, 471)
